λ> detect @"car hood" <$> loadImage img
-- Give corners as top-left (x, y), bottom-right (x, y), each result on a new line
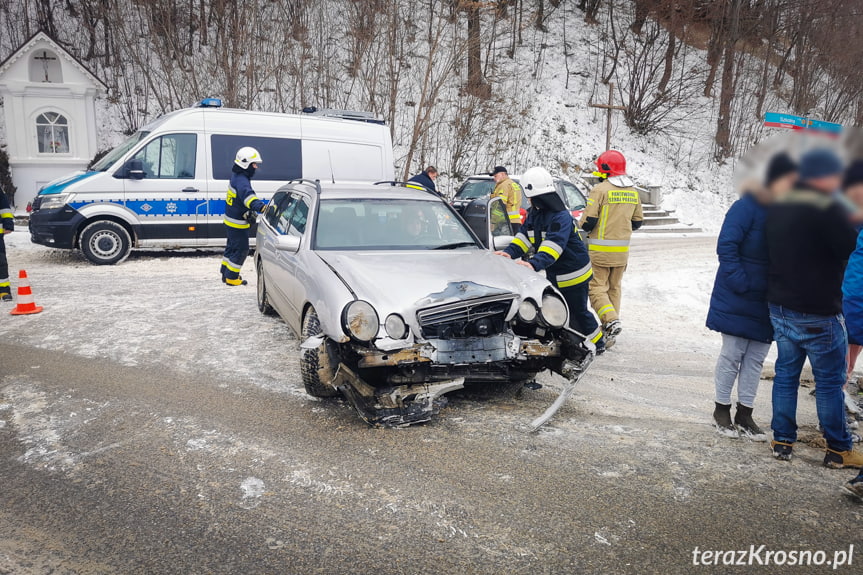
top-left (317, 250), bottom-right (552, 317)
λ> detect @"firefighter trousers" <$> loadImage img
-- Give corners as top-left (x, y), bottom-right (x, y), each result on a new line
top-left (0, 233), bottom-right (9, 294)
top-left (221, 226), bottom-right (250, 284)
top-left (560, 280), bottom-right (604, 347)
top-left (589, 264), bottom-right (626, 326)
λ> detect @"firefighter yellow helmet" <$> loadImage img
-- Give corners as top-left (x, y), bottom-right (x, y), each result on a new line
top-left (521, 166), bottom-right (555, 198)
top-left (234, 147), bottom-right (262, 169)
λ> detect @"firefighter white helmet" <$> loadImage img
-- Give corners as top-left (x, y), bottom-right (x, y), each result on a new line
top-left (521, 166), bottom-right (555, 198)
top-left (234, 147), bottom-right (263, 169)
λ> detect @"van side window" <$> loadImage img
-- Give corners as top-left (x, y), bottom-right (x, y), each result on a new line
top-left (275, 195), bottom-right (298, 235)
top-left (132, 134), bottom-right (197, 179)
top-left (211, 134), bottom-right (301, 181)
top-left (288, 197), bottom-right (310, 237)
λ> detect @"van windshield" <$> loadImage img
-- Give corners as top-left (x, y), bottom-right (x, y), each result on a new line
top-left (91, 131), bottom-right (150, 172)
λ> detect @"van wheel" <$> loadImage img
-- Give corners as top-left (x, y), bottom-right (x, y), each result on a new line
top-left (256, 260), bottom-right (276, 316)
top-left (80, 220), bottom-right (132, 265)
top-left (301, 307), bottom-right (339, 398)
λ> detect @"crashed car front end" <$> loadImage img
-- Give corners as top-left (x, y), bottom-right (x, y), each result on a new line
top-left (309, 276), bottom-right (590, 427)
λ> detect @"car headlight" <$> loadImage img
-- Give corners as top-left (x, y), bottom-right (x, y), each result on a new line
top-left (384, 313), bottom-right (408, 339)
top-left (517, 299), bottom-right (539, 323)
top-left (343, 300), bottom-right (380, 341)
top-left (540, 293), bottom-right (568, 328)
top-left (37, 193), bottom-right (69, 211)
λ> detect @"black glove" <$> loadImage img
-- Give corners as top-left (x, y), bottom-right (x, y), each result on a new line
top-left (243, 210), bottom-right (258, 224)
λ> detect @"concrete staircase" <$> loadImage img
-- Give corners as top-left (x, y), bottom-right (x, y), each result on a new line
top-left (636, 203), bottom-right (702, 234)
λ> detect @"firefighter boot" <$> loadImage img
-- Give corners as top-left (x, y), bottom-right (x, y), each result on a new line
top-left (824, 447), bottom-right (863, 469)
top-left (713, 402), bottom-right (738, 438)
top-left (734, 403), bottom-right (767, 442)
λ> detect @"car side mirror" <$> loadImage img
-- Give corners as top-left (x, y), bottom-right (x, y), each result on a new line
top-left (122, 158), bottom-right (145, 180)
top-left (493, 235), bottom-right (513, 250)
top-left (275, 235), bottom-right (301, 253)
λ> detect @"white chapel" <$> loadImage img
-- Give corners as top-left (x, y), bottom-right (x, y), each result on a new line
top-left (0, 31), bottom-right (106, 211)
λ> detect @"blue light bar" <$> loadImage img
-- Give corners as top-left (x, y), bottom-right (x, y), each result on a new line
top-left (198, 98), bottom-right (222, 108)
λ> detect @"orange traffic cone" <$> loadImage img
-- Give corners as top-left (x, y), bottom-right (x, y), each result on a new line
top-left (10, 270), bottom-right (43, 316)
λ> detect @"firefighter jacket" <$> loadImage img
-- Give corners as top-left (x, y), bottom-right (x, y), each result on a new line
top-left (580, 178), bottom-right (644, 266)
top-left (492, 177), bottom-right (523, 224)
top-left (223, 167), bottom-right (265, 230)
top-left (0, 191), bottom-right (13, 233)
top-left (504, 208), bottom-right (593, 289)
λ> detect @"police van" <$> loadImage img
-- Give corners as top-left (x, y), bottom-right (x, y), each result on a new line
top-left (28, 99), bottom-right (395, 264)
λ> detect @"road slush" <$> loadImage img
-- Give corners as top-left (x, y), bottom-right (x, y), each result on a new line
top-left (691, 544), bottom-right (854, 569)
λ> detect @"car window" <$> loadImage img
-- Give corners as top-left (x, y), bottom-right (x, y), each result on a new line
top-left (489, 198), bottom-right (511, 238)
top-left (275, 195), bottom-right (298, 235)
top-left (455, 179), bottom-right (495, 200)
top-left (131, 133), bottom-right (197, 179)
top-left (264, 191), bottom-right (289, 228)
top-left (315, 199), bottom-right (478, 251)
top-left (561, 181), bottom-right (586, 210)
top-left (211, 134), bottom-right (302, 181)
top-left (288, 196), bottom-right (309, 237)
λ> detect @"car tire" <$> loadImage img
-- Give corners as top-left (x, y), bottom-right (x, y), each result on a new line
top-left (79, 220), bottom-right (132, 265)
top-left (256, 260), bottom-right (276, 316)
top-left (301, 307), bottom-right (339, 398)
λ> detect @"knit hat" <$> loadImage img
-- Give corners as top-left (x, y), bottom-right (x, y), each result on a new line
top-left (799, 148), bottom-right (843, 181)
top-left (765, 153), bottom-right (797, 186)
top-left (844, 160), bottom-right (863, 189)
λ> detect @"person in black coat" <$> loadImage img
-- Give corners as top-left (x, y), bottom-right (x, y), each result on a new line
top-left (407, 166), bottom-right (439, 196)
top-left (706, 153), bottom-right (796, 440)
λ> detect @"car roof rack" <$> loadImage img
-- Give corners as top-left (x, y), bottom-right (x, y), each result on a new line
top-left (373, 180), bottom-right (438, 197)
top-left (301, 107), bottom-right (386, 125)
top-left (287, 178), bottom-right (323, 195)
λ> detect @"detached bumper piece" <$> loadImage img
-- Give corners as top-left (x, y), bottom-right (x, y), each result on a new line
top-left (334, 364), bottom-right (464, 427)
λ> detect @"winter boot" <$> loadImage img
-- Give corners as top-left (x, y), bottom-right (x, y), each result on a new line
top-left (604, 320), bottom-right (622, 339)
top-left (771, 440), bottom-right (793, 461)
top-left (824, 447), bottom-right (863, 469)
top-left (0, 291), bottom-right (11, 302)
top-left (713, 402), bottom-right (738, 438)
top-left (734, 403), bottom-right (767, 442)
top-left (843, 473), bottom-right (863, 502)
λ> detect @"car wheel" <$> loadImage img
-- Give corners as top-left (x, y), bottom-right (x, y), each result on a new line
top-left (301, 307), bottom-right (339, 398)
top-left (256, 260), bottom-right (276, 316)
top-left (79, 220), bottom-right (132, 265)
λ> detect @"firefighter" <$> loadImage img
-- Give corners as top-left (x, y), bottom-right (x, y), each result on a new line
top-left (0, 189), bottom-right (13, 302)
top-left (489, 166), bottom-right (523, 234)
top-left (496, 166), bottom-right (605, 352)
top-left (221, 147), bottom-right (266, 286)
top-left (580, 150), bottom-right (644, 341)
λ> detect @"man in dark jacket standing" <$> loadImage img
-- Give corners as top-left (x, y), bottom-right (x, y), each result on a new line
top-left (767, 148), bottom-right (863, 468)
top-left (407, 166), bottom-right (438, 195)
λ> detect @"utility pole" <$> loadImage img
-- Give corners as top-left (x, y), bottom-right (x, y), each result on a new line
top-left (589, 82), bottom-right (626, 151)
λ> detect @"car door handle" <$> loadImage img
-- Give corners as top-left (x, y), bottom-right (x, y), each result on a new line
top-left (182, 187), bottom-right (199, 193)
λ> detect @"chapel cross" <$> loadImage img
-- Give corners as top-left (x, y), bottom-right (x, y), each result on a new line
top-left (589, 82), bottom-right (626, 151)
top-left (34, 50), bottom-right (56, 82)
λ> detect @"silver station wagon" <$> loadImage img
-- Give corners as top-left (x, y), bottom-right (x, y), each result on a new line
top-left (254, 181), bottom-right (590, 426)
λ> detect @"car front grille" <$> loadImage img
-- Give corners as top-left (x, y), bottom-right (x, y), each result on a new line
top-left (416, 294), bottom-right (515, 340)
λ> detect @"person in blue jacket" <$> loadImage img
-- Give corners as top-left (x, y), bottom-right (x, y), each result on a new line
top-left (842, 186), bottom-right (863, 498)
top-left (221, 147), bottom-right (266, 286)
top-left (706, 153), bottom-right (796, 440)
top-left (407, 166), bottom-right (439, 196)
top-left (496, 166), bottom-right (605, 352)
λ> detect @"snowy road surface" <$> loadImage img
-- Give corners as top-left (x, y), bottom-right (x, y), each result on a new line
top-left (1, 232), bottom-right (861, 574)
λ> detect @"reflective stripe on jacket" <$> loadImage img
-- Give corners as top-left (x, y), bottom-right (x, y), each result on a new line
top-left (0, 192), bottom-right (13, 233)
top-left (504, 208), bottom-right (592, 289)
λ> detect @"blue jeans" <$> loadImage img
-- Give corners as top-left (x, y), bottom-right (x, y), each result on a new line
top-left (769, 304), bottom-right (851, 451)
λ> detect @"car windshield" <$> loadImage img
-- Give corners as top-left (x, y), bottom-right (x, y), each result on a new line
top-left (315, 199), bottom-right (480, 251)
top-left (91, 131), bottom-right (150, 172)
top-left (455, 179), bottom-right (496, 200)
